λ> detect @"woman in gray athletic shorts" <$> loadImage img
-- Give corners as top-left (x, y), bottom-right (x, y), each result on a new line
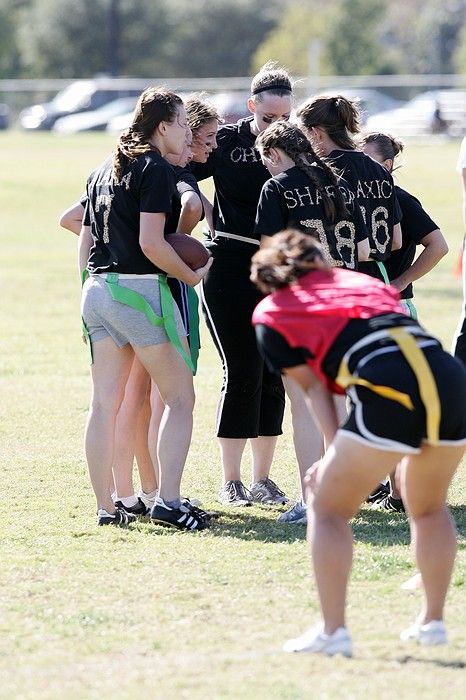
top-left (79, 86), bottom-right (212, 530)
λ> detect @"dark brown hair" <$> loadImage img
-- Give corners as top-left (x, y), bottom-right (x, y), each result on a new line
top-left (113, 86), bottom-right (183, 181)
top-left (297, 94), bottom-right (361, 150)
top-left (251, 228), bottom-right (326, 294)
top-left (361, 131), bottom-right (404, 170)
top-left (256, 121), bottom-right (348, 222)
top-left (251, 61), bottom-right (293, 102)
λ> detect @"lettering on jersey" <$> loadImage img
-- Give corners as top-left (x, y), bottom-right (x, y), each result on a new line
top-left (334, 221), bottom-right (356, 269)
top-left (283, 186), bottom-right (315, 208)
top-left (355, 179), bottom-right (392, 200)
top-left (95, 194), bottom-right (115, 244)
top-left (339, 185), bottom-right (355, 206)
top-left (120, 172), bottom-right (132, 190)
top-left (300, 219), bottom-right (339, 267)
top-left (371, 206), bottom-right (390, 255)
top-left (230, 146), bottom-right (260, 164)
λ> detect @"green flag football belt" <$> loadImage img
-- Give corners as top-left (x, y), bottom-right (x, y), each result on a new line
top-left (81, 270), bottom-right (200, 374)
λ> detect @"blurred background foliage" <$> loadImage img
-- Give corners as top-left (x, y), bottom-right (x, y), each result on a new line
top-left (1, 0), bottom-right (466, 79)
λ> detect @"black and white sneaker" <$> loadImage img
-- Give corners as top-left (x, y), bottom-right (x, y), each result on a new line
top-left (114, 498), bottom-right (148, 516)
top-left (150, 496), bottom-right (210, 531)
top-left (97, 507), bottom-right (137, 526)
top-left (181, 498), bottom-right (220, 521)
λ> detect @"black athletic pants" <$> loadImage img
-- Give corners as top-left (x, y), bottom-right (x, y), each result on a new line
top-left (201, 243), bottom-right (285, 438)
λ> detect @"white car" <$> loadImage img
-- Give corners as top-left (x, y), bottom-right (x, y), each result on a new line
top-left (53, 96), bottom-right (138, 134)
top-left (366, 90), bottom-right (466, 137)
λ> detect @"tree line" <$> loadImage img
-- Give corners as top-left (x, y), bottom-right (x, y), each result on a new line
top-left (1, 0), bottom-right (466, 80)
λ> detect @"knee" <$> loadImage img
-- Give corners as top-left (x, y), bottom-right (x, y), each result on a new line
top-left (91, 385), bottom-right (126, 416)
top-left (162, 386), bottom-right (195, 413)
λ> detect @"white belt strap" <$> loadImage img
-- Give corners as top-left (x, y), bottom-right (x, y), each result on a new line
top-left (214, 230), bottom-right (260, 246)
top-left (92, 272), bottom-right (159, 280)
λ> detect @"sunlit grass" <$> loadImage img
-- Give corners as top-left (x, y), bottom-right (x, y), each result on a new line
top-left (0, 132), bottom-right (464, 699)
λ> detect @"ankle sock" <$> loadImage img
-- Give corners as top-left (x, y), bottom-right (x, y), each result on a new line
top-left (117, 494), bottom-right (139, 508)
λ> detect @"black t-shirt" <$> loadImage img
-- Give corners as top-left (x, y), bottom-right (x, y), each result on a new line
top-left (191, 117), bottom-right (270, 245)
top-left (85, 152), bottom-right (175, 274)
top-left (384, 185), bottom-right (438, 299)
top-left (164, 166), bottom-right (203, 234)
top-left (327, 150), bottom-right (402, 263)
top-left (254, 165), bottom-right (369, 270)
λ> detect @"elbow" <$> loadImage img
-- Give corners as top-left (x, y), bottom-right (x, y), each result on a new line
top-left (358, 239), bottom-right (370, 262)
top-left (439, 238), bottom-right (449, 258)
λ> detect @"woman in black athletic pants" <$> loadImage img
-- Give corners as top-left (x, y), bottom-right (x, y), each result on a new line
top-left (192, 63), bottom-right (293, 506)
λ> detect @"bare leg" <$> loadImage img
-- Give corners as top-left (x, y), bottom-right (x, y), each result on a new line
top-left (113, 356), bottom-right (151, 498)
top-left (400, 444), bottom-right (464, 623)
top-left (135, 339), bottom-right (195, 502)
top-left (219, 437), bottom-right (247, 483)
top-left (308, 435), bottom-right (401, 633)
top-left (284, 375), bottom-right (323, 498)
top-left (135, 385), bottom-right (158, 494)
top-left (85, 337), bottom-right (133, 512)
top-left (250, 435), bottom-right (278, 482)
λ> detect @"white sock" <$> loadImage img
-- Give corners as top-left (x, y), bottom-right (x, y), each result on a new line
top-left (117, 494), bottom-right (139, 508)
top-left (141, 488), bottom-right (158, 500)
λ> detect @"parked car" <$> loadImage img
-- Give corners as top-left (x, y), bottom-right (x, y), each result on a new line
top-left (365, 90), bottom-right (466, 137)
top-left (53, 96), bottom-right (138, 134)
top-left (19, 79), bottom-right (141, 130)
top-left (208, 91), bottom-right (250, 123)
top-left (316, 88), bottom-right (404, 124)
top-left (0, 103), bottom-right (10, 129)
top-left (106, 92), bottom-right (193, 134)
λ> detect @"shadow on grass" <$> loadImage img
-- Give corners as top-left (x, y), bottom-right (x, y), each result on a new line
top-left (195, 504), bottom-right (466, 545)
top-left (395, 654), bottom-right (465, 670)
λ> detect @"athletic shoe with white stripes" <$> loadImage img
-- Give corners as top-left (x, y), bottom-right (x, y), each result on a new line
top-left (400, 619), bottom-right (447, 646)
top-left (97, 507), bottom-right (137, 527)
top-left (218, 480), bottom-right (253, 506)
top-left (114, 498), bottom-right (148, 516)
top-left (250, 477), bottom-right (289, 505)
top-left (150, 496), bottom-right (210, 531)
top-left (181, 498), bottom-right (220, 521)
top-left (283, 624), bottom-right (353, 657)
top-left (373, 494), bottom-right (405, 512)
top-left (277, 500), bottom-right (307, 524)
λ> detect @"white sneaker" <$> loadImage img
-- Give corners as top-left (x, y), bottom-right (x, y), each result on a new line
top-left (400, 619), bottom-right (447, 646)
top-left (283, 624), bottom-right (352, 656)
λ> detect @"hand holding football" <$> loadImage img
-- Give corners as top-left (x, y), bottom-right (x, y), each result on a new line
top-left (166, 233), bottom-right (211, 270)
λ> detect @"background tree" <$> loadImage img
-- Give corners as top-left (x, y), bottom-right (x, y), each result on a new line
top-left (251, 1), bottom-right (332, 76)
top-left (322, 0), bottom-right (397, 75)
top-left (161, 0), bottom-right (278, 78)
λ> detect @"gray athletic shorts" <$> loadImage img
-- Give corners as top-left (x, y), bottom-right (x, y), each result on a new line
top-left (81, 273), bottom-right (187, 348)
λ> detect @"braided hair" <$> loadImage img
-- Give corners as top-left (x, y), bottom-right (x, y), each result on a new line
top-left (112, 86), bottom-right (183, 182)
top-left (251, 228), bottom-right (326, 294)
top-left (297, 94), bottom-right (361, 150)
top-left (256, 120), bottom-right (348, 221)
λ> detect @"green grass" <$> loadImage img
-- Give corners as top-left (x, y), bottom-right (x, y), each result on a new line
top-left (0, 132), bottom-right (465, 699)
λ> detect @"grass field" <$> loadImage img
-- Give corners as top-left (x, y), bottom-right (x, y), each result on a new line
top-left (0, 132), bottom-right (465, 699)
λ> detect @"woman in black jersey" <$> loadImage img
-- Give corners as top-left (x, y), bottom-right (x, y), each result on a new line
top-left (361, 132), bottom-right (448, 319)
top-left (360, 132), bottom-right (448, 513)
top-left (296, 95), bottom-right (402, 282)
top-left (254, 120), bottom-right (369, 522)
top-left (251, 229), bottom-right (466, 656)
top-left (192, 63), bottom-right (293, 507)
top-left (79, 87), bottom-right (212, 530)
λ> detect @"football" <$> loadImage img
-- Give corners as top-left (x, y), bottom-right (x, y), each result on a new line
top-left (166, 233), bottom-right (211, 270)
